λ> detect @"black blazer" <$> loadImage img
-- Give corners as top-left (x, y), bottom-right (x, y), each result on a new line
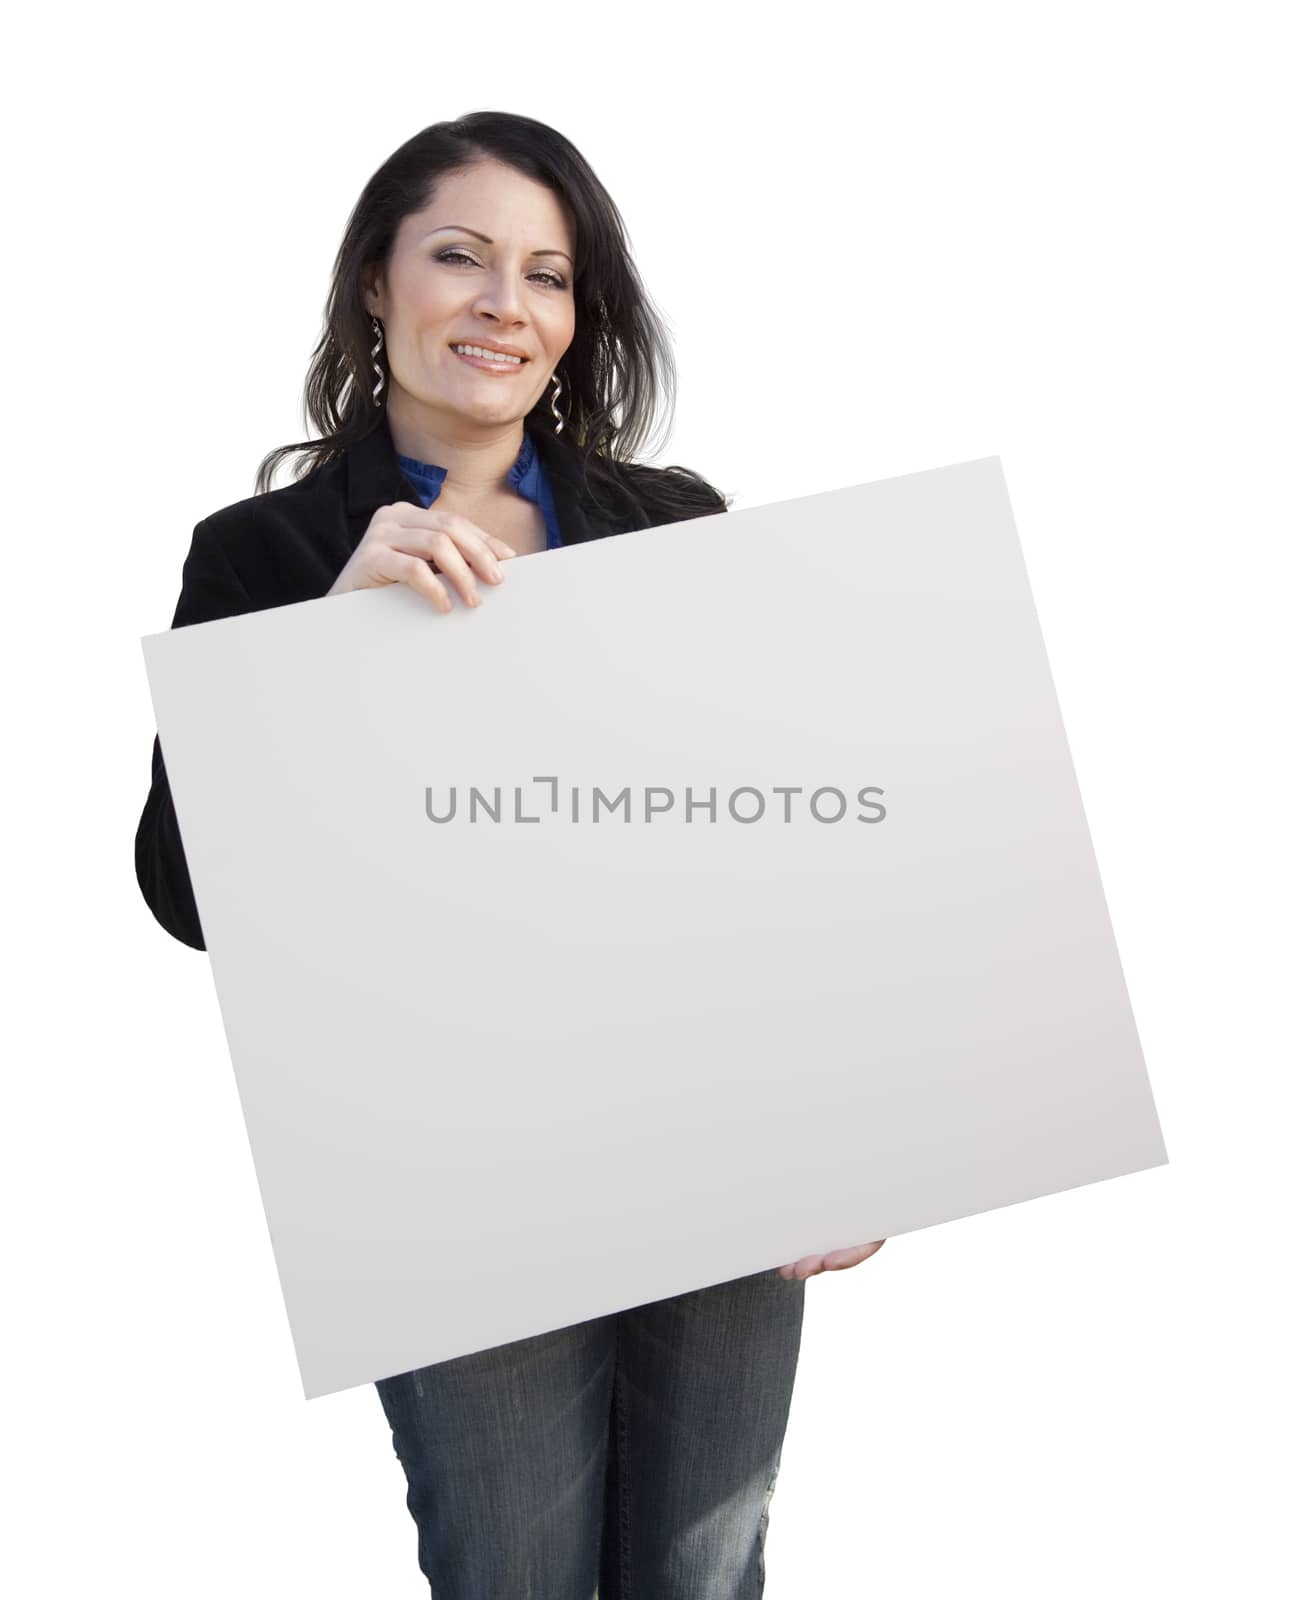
top-left (135, 415), bottom-right (727, 952)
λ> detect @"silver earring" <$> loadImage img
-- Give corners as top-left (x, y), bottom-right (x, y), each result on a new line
top-left (370, 316), bottom-right (386, 408)
top-left (550, 371), bottom-right (565, 434)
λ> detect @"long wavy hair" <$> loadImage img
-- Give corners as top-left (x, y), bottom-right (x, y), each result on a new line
top-left (254, 111), bottom-right (726, 519)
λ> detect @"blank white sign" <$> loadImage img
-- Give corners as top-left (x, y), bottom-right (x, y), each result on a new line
top-left (141, 455), bottom-right (1167, 1399)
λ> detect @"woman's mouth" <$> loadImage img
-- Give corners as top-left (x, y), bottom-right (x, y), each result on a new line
top-left (449, 343), bottom-right (528, 374)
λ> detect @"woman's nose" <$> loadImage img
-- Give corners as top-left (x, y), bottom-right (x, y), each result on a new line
top-left (475, 269), bottom-right (525, 324)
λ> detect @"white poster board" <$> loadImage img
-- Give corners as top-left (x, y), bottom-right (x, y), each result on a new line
top-left (141, 456), bottom-right (1167, 1399)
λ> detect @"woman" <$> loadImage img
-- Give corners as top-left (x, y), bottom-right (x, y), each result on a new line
top-left (135, 111), bottom-right (885, 1597)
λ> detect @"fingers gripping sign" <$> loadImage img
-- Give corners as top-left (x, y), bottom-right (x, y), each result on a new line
top-left (328, 502), bottom-right (519, 614)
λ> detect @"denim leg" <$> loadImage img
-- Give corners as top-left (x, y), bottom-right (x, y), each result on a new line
top-left (598, 1268), bottom-right (806, 1599)
top-left (376, 1315), bottom-right (617, 1599)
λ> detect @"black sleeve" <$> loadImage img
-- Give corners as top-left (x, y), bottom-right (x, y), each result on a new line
top-left (134, 521), bottom-right (255, 951)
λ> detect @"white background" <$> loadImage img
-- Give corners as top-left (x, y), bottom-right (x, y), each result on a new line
top-left (4, 1), bottom-right (1298, 1595)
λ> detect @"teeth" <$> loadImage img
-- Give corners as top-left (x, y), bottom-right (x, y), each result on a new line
top-left (453, 344), bottom-right (523, 365)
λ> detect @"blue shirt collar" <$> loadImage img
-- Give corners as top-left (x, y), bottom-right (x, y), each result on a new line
top-left (396, 428), bottom-right (541, 503)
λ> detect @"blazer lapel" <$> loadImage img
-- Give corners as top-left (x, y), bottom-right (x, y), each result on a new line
top-left (531, 423), bottom-right (651, 547)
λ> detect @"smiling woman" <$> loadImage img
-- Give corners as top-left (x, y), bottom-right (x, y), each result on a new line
top-left (132, 109), bottom-right (886, 1599)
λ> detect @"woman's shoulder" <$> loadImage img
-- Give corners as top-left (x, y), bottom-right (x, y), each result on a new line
top-left (625, 460), bottom-right (730, 515)
top-left (536, 426), bottom-right (728, 525)
top-left (185, 455), bottom-right (349, 604)
top-left (197, 455), bottom-right (342, 542)
top-left (589, 454), bottom-right (731, 528)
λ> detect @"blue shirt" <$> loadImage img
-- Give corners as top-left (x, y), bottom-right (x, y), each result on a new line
top-left (396, 429), bottom-right (563, 550)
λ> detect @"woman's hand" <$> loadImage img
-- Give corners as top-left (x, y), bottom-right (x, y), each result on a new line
top-left (328, 502), bottom-right (519, 614)
top-left (778, 1240), bottom-right (886, 1280)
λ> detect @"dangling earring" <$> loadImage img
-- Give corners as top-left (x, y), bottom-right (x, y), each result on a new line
top-left (370, 316), bottom-right (386, 408)
top-left (550, 371), bottom-right (565, 434)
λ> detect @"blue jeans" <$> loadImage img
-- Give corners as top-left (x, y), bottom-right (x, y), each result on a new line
top-left (375, 1267), bottom-right (806, 1598)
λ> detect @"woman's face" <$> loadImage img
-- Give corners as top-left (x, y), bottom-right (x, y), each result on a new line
top-left (364, 159), bottom-right (577, 433)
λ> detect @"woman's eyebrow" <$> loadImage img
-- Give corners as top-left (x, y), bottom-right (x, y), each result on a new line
top-left (423, 223), bottom-right (573, 265)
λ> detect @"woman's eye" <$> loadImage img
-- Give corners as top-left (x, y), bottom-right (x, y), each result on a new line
top-left (434, 249), bottom-right (566, 289)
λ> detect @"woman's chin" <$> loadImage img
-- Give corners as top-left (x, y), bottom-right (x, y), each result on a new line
top-left (435, 392), bottom-right (534, 428)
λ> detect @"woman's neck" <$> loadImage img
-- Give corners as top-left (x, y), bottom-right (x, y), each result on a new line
top-left (384, 395), bottom-right (524, 496)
